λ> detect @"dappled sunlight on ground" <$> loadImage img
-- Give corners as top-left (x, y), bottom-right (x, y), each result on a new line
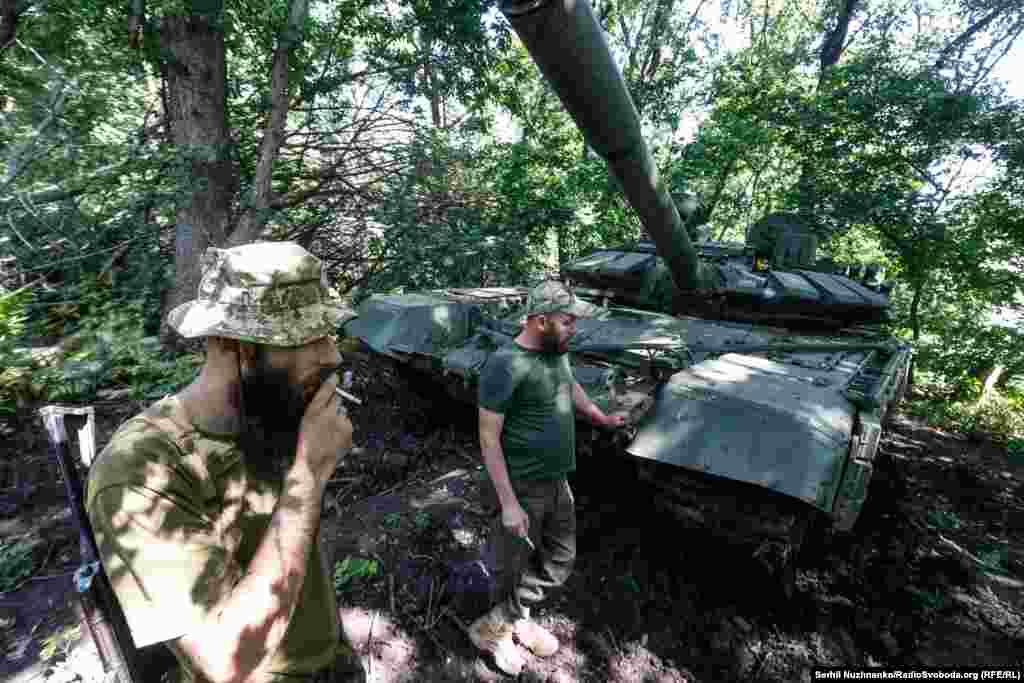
top-left (339, 607), bottom-right (417, 682)
top-left (2, 361), bottom-right (1022, 682)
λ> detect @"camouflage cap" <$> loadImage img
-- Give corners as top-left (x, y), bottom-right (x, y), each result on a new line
top-left (521, 280), bottom-right (601, 322)
top-left (166, 242), bottom-right (357, 347)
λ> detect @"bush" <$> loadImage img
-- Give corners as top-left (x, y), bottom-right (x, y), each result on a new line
top-left (909, 382), bottom-right (1024, 442)
top-left (0, 538), bottom-right (35, 593)
top-left (0, 286), bottom-right (37, 416)
top-left (1, 278), bottom-right (202, 410)
top-left (1008, 437), bottom-right (1024, 465)
top-left (42, 303), bottom-right (202, 402)
top-left (0, 285), bottom-right (31, 347)
top-left (333, 556), bottom-right (380, 594)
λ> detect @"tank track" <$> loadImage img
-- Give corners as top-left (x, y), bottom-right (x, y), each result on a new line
top-left (631, 456), bottom-right (815, 596)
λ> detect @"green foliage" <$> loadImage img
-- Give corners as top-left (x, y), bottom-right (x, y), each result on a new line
top-left (620, 573), bottom-right (642, 595)
top-left (821, 228), bottom-right (890, 269)
top-left (0, 286), bottom-right (31, 347)
top-left (413, 511), bottom-right (432, 531)
top-left (1008, 438), bottom-right (1024, 465)
top-left (360, 135), bottom-right (569, 295)
top-left (909, 382), bottom-right (1024, 441)
top-left (975, 542), bottom-right (1010, 575)
top-left (2, 0), bottom-right (1022, 415)
top-left (925, 509), bottom-right (962, 532)
top-left (0, 538), bottom-right (36, 593)
top-left (333, 555), bottom-right (380, 594)
top-left (39, 624), bottom-right (82, 663)
top-left (0, 287), bottom-right (34, 416)
top-left (907, 586), bottom-right (950, 612)
top-left (382, 512), bottom-right (402, 531)
top-left (1, 277), bottom-right (200, 412)
top-left (926, 510), bottom-right (963, 531)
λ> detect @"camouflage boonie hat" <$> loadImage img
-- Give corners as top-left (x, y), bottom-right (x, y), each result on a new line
top-left (521, 281), bottom-right (601, 323)
top-left (166, 242), bottom-right (356, 347)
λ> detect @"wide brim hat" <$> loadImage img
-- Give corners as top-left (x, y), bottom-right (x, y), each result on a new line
top-left (166, 242), bottom-right (357, 347)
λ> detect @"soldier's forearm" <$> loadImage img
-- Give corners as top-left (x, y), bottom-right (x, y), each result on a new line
top-left (480, 442), bottom-right (519, 510)
top-left (572, 383), bottom-right (609, 425)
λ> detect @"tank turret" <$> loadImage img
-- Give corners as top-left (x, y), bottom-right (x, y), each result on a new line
top-left (746, 212), bottom-right (818, 272)
top-left (561, 211), bottom-right (895, 328)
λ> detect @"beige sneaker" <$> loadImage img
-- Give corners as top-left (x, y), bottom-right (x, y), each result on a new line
top-left (467, 604), bottom-right (525, 676)
top-left (514, 618), bottom-right (559, 657)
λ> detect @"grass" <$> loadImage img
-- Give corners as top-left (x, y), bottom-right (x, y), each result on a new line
top-left (974, 542), bottom-right (1011, 575)
top-left (926, 510), bottom-right (963, 531)
top-left (38, 624), bottom-right (81, 663)
top-left (334, 555), bottom-right (381, 594)
top-left (907, 586), bottom-right (950, 611)
top-left (1008, 437), bottom-right (1024, 465)
top-left (383, 512), bottom-right (402, 530)
top-left (0, 537), bottom-right (36, 593)
top-left (413, 511), bottom-right (432, 531)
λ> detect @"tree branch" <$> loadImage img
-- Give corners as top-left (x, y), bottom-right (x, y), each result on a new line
top-left (0, 0), bottom-right (17, 56)
top-left (933, 0), bottom-right (1022, 73)
top-left (229, 0), bottom-right (309, 247)
top-left (819, 0), bottom-right (860, 77)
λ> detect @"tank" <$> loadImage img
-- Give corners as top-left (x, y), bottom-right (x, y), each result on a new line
top-left (338, 0), bottom-right (914, 590)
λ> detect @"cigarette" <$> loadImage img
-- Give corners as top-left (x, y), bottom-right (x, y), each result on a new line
top-left (520, 535), bottom-right (535, 551)
top-left (335, 387), bottom-right (363, 405)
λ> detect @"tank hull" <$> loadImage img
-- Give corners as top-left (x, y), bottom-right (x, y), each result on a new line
top-left (342, 287), bottom-right (911, 533)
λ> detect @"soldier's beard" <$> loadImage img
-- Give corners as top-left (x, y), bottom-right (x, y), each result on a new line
top-left (239, 364), bottom-right (308, 481)
top-left (541, 321), bottom-right (571, 355)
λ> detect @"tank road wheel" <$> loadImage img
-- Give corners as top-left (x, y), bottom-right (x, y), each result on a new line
top-left (752, 514), bottom-right (810, 600)
top-left (634, 458), bottom-right (819, 597)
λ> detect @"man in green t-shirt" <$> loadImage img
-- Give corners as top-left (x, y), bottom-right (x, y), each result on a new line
top-left (469, 281), bottom-right (625, 675)
top-left (86, 242), bottom-right (366, 682)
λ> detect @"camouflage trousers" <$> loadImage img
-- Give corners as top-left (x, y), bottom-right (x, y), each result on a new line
top-left (490, 477), bottom-right (577, 619)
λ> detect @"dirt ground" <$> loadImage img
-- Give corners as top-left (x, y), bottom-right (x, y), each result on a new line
top-left (1, 356), bottom-right (1022, 682)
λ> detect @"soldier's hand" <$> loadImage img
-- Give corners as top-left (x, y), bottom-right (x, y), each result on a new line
top-left (602, 414), bottom-right (627, 429)
top-left (296, 372), bottom-right (353, 486)
top-left (501, 500), bottom-right (530, 541)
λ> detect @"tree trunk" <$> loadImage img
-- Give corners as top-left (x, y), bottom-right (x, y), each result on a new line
top-left (420, 29), bottom-right (443, 129)
top-left (795, 0), bottom-right (860, 217)
top-left (818, 0), bottom-right (859, 86)
top-left (908, 275), bottom-right (926, 343)
top-left (0, 0), bottom-right (16, 53)
top-left (159, 12), bottom-right (236, 339)
top-left (230, 0), bottom-right (309, 247)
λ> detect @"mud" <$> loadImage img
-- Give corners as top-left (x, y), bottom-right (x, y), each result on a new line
top-left (0, 359), bottom-right (1021, 682)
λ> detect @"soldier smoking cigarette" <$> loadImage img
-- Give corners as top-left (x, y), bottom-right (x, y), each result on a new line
top-left (335, 387), bottom-right (362, 405)
top-left (319, 364), bottom-right (362, 405)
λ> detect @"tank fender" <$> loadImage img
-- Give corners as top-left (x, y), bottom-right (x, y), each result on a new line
top-left (831, 411), bottom-right (883, 532)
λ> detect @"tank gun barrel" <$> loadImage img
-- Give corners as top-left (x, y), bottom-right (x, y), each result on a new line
top-left (499, 0), bottom-right (705, 292)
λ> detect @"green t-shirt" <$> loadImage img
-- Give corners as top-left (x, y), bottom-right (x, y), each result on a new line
top-left (85, 396), bottom-right (343, 682)
top-left (478, 342), bottom-right (576, 481)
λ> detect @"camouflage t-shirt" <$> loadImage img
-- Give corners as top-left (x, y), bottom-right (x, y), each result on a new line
top-left (86, 396), bottom-right (342, 682)
top-left (478, 342), bottom-right (576, 481)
